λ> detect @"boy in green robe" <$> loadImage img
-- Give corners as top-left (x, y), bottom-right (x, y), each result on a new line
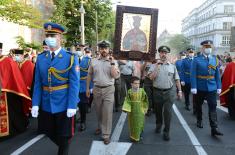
top-left (122, 76), bottom-right (149, 142)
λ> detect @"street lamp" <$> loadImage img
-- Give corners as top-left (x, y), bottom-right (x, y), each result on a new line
top-left (79, 0), bottom-right (85, 45)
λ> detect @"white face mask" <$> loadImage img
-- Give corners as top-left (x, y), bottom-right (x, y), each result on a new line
top-left (14, 55), bottom-right (23, 62)
top-left (188, 53), bottom-right (194, 58)
top-left (204, 48), bottom-right (212, 55)
top-left (181, 56), bottom-right (186, 59)
top-left (45, 37), bottom-right (57, 48)
top-left (77, 51), bottom-right (83, 57)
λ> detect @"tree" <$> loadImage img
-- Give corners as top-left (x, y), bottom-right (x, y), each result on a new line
top-left (15, 36), bottom-right (42, 51)
top-left (51, 0), bottom-right (114, 47)
top-left (0, 0), bottom-right (44, 28)
top-left (166, 34), bottom-right (191, 55)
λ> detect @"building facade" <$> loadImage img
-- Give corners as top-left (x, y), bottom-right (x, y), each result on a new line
top-left (182, 0), bottom-right (235, 55)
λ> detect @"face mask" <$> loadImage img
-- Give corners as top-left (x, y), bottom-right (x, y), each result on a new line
top-left (181, 56), bottom-right (186, 59)
top-left (15, 56), bottom-right (22, 62)
top-left (45, 37), bottom-right (57, 48)
top-left (188, 54), bottom-right (194, 58)
top-left (77, 51), bottom-right (83, 57)
top-left (204, 48), bottom-right (212, 55)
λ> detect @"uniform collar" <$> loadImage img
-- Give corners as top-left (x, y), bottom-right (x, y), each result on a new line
top-left (50, 47), bottom-right (61, 56)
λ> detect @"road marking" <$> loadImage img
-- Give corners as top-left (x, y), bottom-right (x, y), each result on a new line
top-left (173, 104), bottom-right (208, 155)
top-left (216, 101), bottom-right (228, 113)
top-left (10, 134), bottom-right (45, 155)
top-left (89, 112), bottom-right (132, 155)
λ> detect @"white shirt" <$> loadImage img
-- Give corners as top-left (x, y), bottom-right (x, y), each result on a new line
top-left (50, 47), bottom-right (61, 58)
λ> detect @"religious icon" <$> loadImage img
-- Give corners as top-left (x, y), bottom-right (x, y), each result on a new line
top-left (113, 5), bottom-right (158, 61)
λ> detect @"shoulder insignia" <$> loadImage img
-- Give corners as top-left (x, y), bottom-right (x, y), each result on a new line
top-left (58, 54), bottom-right (63, 58)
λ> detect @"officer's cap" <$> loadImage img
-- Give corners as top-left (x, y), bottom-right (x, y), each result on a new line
top-left (186, 48), bottom-right (194, 53)
top-left (75, 42), bottom-right (87, 47)
top-left (200, 40), bottom-right (213, 46)
top-left (158, 46), bottom-right (170, 53)
top-left (98, 40), bottom-right (110, 48)
top-left (12, 49), bottom-right (24, 55)
top-left (0, 42), bottom-right (2, 49)
top-left (44, 22), bottom-right (65, 34)
top-left (84, 47), bottom-right (92, 53)
top-left (179, 51), bottom-right (186, 56)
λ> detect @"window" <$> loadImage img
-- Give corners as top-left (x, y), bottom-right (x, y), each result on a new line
top-left (224, 5), bottom-right (233, 13)
top-left (222, 35), bottom-right (231, 46)
top-left (223, 22), bottom-right (232, 30)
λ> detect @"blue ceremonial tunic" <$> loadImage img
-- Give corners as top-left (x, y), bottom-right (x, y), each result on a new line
top-left (32, 48), bottom-right (80, 113)
top-left (190, 54), bottom-right (221, 92)
top-left (175, 59), bottom-right (183, 80)
top-left (181, 57), bottom-right (193, 84)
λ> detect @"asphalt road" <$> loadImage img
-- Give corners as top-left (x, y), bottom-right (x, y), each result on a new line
top-left (0, 99), bottom-right (235, 155)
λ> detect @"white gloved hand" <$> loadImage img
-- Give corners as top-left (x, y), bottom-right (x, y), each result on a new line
top-left (191, 88), bottom-right (197, 94)
top-left (181, 81), bottom-right (185, 86)
top-left (217, 89), bottom-right (221, 94)
top-left (67, 109), bottom-right (77, 117)
top-left (31, 106), bottom-right (39, 118)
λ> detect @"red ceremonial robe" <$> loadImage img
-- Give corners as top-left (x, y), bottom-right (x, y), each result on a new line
top-left (0, 56), bottom-right (31, 137)
top-left (220, 61), bottom-right (235, 107)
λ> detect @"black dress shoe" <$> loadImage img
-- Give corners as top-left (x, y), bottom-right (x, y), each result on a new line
top-left (79, 123), bottom-right (86, 131)
top-left (197, 121), bottom-right (203, 128)
top-left (185, 106), bottom-right (190, 111)
top-left (163, 133), bottom-right (170, 141)
top-left (155, 126), bottom-right (161, 133)
top-left (211, 128), bottom-right (223, 136)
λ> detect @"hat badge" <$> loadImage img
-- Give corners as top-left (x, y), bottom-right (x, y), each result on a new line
top-left (47, 25), bottom-right (52, 30)
top-left (163, 47), bottom-right (166, 50)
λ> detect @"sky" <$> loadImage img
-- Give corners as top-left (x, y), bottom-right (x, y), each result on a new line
top-left (112, 0), bottom-right (206, 35)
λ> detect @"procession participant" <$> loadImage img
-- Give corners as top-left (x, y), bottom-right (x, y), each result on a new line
top-left (86, 40), bottom-right (120, 145)
top-left (181, 48), bottom-right (195, 111)
top-left (0, 47), bottom-right (31, 139)
top-left (122, 76), bottom-right (148, 142)
top-left (148, 46), bottom-right (182, 141)
top-left (220, 60), bottom-right (235, 120)
top-left (78, 47), bottom-right (93, 131)
top-left (31, 22), bottom-right (80, 155)
top-left (190, 40), bottom-right (223, 136)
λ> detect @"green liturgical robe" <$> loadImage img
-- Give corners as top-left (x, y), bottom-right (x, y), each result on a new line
top-left (122, 88), bottom-right (149, 141)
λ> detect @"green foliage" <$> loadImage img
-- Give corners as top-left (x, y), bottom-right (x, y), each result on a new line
top-left (166, 34), bottom-right (191, 55)
top-left (0, 0), bottom-right (44, 28)
top-left (15, 36), bottom-right (42, 51)
top-left (51, 0), bottom-right (114, 47)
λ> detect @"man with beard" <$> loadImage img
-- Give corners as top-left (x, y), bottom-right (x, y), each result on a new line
top-left (31, 22), bottom-right (80, 155)
top-left (191, 40), bottom-right (223, 137)
top-left (86, 40), bottom-right (120, 145)
top-left (148, 46), bottom-right (182, 141)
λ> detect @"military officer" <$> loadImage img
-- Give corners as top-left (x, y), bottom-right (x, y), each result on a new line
top-left (181, 48), bottom-right (195, 111)
top-left (31, 22), bottom-right (80, 155)
top-left (78, 47), bottom-right (93, 131)
top-left (190, 40), bottom-right (223, 136)
top-left (86, 40), bottom-right (120, 145)
top-left (148, 46), bottom-right (182, 141)
top-left (175, 51), bottom-right (186, 81)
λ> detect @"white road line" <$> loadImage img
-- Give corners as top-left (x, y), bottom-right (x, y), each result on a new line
top-left (216, 101), bottom-right (228, 113)
top-left (111, 112), bottom-right (127, 142)
top-left (173, 104), bottom-right (207, 155)
top-left (10, 134), bottom-right (45, 155)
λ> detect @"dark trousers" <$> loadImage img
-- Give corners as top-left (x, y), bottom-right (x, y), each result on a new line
top-left (79, 93), bottom-right (88, 123)
top-left (114, 78), bottom-right (121, 110)
top-left (143, 77), bottom-right (153, 111)
top-left (228, 87), bottom-right (235, 120)
top-left (153, 88), bottom-right (175, 133)
top-left (120, 74), bottom-right (132, 104)
top-left (195, 91), bottom-right (218, 128)
top-left (184, 84), bottom-right (191, 106)
top-left (38, 110), bottom-right (74, 155)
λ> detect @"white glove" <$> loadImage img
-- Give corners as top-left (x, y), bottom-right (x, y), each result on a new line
top-left (67, 109), bottom-right (77, 117)
top-left (191, 88), bottom-right (197, 94)
top-left (31, 106), bottom-right (39, 118)
top-left (217, 89), bottom-right (221, 94)
top-left (181, 81), bottom-right (185, 86)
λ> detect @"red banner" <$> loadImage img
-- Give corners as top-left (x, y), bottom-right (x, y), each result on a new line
top-left (0, 92), bottom-right (9, 137)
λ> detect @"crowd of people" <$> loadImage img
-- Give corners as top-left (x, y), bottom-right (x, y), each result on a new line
top-left (1, 21), bottom-right (235, 155)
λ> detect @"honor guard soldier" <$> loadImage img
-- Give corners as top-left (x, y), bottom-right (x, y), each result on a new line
top-left (31, 22), bottom-right (80, 155)
top-left (181, 48), bottom-right (195, 111)
top-left (78, 47), bottom-right (93, 131)
top-left (175, 51), bottom-right (186, 81)
top-left (148, 46), bottom-right (182, 141)
top-left (86, 40), bottom-right (120, 144)
top-left (190, 40), bottom-right (223, 136)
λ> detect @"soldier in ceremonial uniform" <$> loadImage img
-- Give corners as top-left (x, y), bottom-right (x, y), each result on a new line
top-left (190, 40), bottom-right (223, 136)
top-left (175, 51), bottom-right (186, 81)
top-left (31, 22), bottom-right (80, 155)
top-left (78, 47), bottom-right (93, 131)
top-left (181, 48), bottom-right (195, 111)
top-left (148, 46), bottom-right (182, 141)
top-left (86, 40), bottom-right (120, 145)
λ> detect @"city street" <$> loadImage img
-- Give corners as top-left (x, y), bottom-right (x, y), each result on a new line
top-left (1, 99), bottom-right (235, 155)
